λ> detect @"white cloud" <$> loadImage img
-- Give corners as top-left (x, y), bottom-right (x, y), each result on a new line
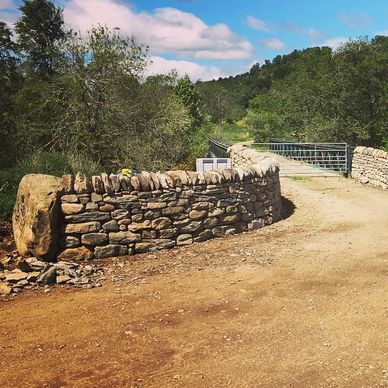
top-left (0, 0), bottom-right (18, 28)
top-left (259, 38), bottom-right (286, 50)
top-left (322, 37), bottom-right (349, 50)
top-left (280, 22), bottom-right (329, 43)
top-left (245, 16), bottom-right (269, 32)
top-left (62, 0), bottom-right (253, 60)
top-left (0, 0), bottom-right (14, 8)
top-left (146, 56), bottom-right (224, 81)
top-left (339, 13), bottom-right (372, 29)
top-left (375, 30), bottom-right (388, 36)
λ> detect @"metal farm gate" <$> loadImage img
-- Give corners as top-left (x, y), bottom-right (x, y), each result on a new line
top-left (209, 138), bottom-right (352, 176)
top-left (253, 140), bottom-right (351, 174)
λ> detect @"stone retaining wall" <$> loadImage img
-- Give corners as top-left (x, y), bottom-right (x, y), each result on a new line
top-left (59, 160), bottom-right (281, 259)
top-left (351, 146), bottom-right (388, 189)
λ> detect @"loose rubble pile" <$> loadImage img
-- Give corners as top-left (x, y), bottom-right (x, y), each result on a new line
top-left (0, 251), bottom-right (105, 296)
top-left (352, 146), bottom-right (388, 189)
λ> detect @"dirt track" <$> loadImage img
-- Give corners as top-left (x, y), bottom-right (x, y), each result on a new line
top-left (0, 177), bottom-right (387, 388)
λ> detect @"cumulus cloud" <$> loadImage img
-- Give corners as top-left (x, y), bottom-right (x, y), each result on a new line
top-left (339, 13), bottom-right (372, 29)
top-left (146, 56), bottom-right (224, 81)
top-left (0, 0), bottom-right (18, 26)
top-left (322, 37), bottom-right (349, 50)
top-left (0, 0), bottom-right (15, 8)
top-left (62, 0), bottom-right (253, 60)
top-left (279, 22), bottom-right (330, 43)
top-left (259, 38), bottom-right (286, 50)
top-left (245, 16), bottom-right (270, 32)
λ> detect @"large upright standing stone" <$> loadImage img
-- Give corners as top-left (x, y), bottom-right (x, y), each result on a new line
top-left (12, 174), bottom-right (64, 261)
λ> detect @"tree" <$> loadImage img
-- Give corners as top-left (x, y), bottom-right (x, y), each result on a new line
top-left (15, 0), bottom-right (65, 76)
top-left (0, 22), bottom-right (19, 168)
top-left (174, 75), bottom-right (205, 128)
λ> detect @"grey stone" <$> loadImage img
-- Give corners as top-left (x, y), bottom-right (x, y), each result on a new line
top-left (81, 233), bottom-right (108, 246)
top-left (194, 229), bottom-right (213, 242)
top-left (94, 245), bottom-right (128, 259)
top-left (109, 174), bottom-right (121, 192)
top-left (102, 220), bottom-right (119, 232)
top-left (17, 260), bottom-right (32, 272)
top-left (220, 214), bottom-right (239, 224)
top-left (109, 231), bottom-right (141, 244)
top-left (162, 206), bottom-right (184, 216)
top-left (60, 235), bottom-right (80, 248)
top-left (85, 202), bottom-right (98, 211)
top-left (208, 208), bottom-right (224, 217)
top-left (65, 212), bottom-right (110, 223)
top-left (37, 266), bottom-right (57, 285)
top-left (176, 234), bottom-right (193, 246)
top-left (203, 217), bottom-right (218, 228)
top-left (131, 213), bottom-right (143, 222)
top-left (111, 209), bottom-right (129, 220)
top-left (179, 221), bottom-right (203, 233)
top-left (92, 176), bottom-right (104, 194)
top-left (152, 217), bottom-right (172, 230)
top-left (159, 228), bottom-right (178, 239)
top-left (248, 219), bottom-right (265, 230)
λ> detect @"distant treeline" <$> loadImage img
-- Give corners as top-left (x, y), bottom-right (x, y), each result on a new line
top-left (197, 36), bottom-right (388, 148)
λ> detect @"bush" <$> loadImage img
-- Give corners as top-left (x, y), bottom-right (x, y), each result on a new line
top-left (0, 151), bottom-right (102, 220)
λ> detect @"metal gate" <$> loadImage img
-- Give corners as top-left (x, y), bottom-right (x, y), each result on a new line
top-left (252, 141), bottom-right (350, 173)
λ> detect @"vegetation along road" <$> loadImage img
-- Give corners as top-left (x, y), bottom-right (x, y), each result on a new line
top-left (1, 176), bottom-right (387, 387)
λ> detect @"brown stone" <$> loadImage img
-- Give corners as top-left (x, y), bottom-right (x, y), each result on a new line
top-left (92, 176), bottom-right (104, 194)
top-left (74, 173), bottom-right (93, 194)
top-left (147, 202), bottom-right (167, 209)
top-left (149, 172), bottom-right (160, 190)
top-left (61, 194), bottom-right (78, 203)
top-left (130, 176), bottom-right (141, 191)
top-left (101, 173), bottom-right (113, 194)
top-left (62, 174), bottom-right (75, 194)
top-left (152, 217), bottom-right (172, 230)
top-left (57, 246), bottom-right (94, 261)
top-left (61, 203), bottom-right (84, 215)
top-left (189, 210), bottom-right (207, 220)
top-left (13, 174), bottom-right (64, 261)
top-left (109, 231), bottom-right (141, 244)
top-left (65, 221), bottom-right (100, 234)
top-left (162, 206), bottom-right (184, 216)
top-left (99, 204), bottom-right (115, 212)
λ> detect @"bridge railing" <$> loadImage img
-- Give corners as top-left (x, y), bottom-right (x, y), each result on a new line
top-left (252, 140), bottom-right (351, 173)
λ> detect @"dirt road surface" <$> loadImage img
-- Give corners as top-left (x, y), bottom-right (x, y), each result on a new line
top-left (0, 177), bottom-right (387, 388)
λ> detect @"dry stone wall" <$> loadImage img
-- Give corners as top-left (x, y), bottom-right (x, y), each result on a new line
top-left (352, 146), bottom-right (388, 189)
top-left (59, 159), bottom-right (281, 259)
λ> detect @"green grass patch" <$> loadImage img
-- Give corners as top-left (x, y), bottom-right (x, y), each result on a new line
top-left (289, 175), bottom-right (312, 181)
top-left (211, 123), bottom-right (253, 144)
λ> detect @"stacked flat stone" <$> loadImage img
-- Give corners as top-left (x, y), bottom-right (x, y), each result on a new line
top-left (59, 159), bottom-right (281, 259)
top-left (228, 144), bottom-right (272, 167)
top-left (351, 146), bottom-right (388, 189)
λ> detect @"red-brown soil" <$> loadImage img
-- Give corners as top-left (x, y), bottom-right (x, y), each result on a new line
top-left (0, 177), bottom-right (387, 387)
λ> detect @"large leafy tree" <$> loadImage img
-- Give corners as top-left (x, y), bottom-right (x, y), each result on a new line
top-left (0, 22), bottom-right (19, 168)
top-left (15, 0), bottom-right (65, 76)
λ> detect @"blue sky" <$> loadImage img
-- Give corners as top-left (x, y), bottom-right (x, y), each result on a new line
top-left (1, 0), bottom-right (387, 80)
